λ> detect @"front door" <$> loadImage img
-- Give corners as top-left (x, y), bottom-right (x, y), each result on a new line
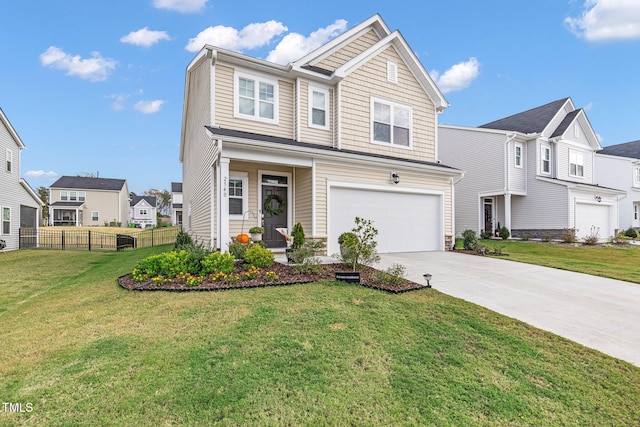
top-left (262, 182), bottom-right (288, 248)
top-left (483, 198), bottom-right (493, 234)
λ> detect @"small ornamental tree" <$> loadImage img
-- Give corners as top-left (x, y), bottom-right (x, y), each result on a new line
top-left (339, 217), bottom-right (380, 271)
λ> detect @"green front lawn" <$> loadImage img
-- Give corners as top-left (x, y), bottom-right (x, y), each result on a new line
top-left (461, 239), bottom-right (640, 284)
top-left (0, 247), bottom-right (638, 426)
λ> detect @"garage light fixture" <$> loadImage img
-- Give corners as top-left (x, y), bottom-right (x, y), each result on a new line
top-left (595, 195), bottom-right (602, 202)
top-left (391, 172), bottom-right (400, 184)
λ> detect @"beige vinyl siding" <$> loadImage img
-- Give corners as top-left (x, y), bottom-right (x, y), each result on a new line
top-left (313, 161), bottom-right (453, 238)
top-left (214, 64), bottom-right (295, 139)
top-left (316, 29), bottom-right (381, 72)
top-left (294, 167), bottom-right (313, 233)
top-left (182, 58), bottom-right (215, 244)
top-left (49, 188), bottom-right (127, 225)
top-left (339, 47), bottom-right (436, 162)
top-left (298, 80), bottom-right (334, 147)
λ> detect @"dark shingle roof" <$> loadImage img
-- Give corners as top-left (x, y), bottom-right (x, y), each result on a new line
top-left (50, 201), bottom-right (85, 208)
top-left (50, 176), bottom-right (126, 191)
top-left (171, 182), bottom-right (182, 192)
top-left (599, 140), bottom-right (640, 159)
top-left (130, 195), bottom-right (157, 207)
top-left (550, 109), bottom-right (581, 138)
top-left (479, 98), bottom-right (570, 134)
top-left (205, 127), bottom-right (460, 171)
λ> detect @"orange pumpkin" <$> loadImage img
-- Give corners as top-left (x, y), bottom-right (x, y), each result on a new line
top-left (236, 233), bottom-right (250, 243)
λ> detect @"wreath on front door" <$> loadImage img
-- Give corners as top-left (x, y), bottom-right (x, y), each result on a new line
top-left (263, 194), bottom-right (286, 216)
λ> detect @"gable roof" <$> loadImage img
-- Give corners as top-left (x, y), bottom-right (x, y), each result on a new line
top-left (479, 98), bottom-right (571, 134)
top-left (130, 195), bottom-right (157, 207)
top-left (0, 108), bottom-right (26, 149)
top-left (599, 140), bottom-right (640, 159)
top-left (50, 176), bottom-right (126, 191)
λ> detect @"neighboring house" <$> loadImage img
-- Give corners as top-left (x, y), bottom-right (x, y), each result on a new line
top-left (129, 195), bottom-right (157, 228)
top-left (171, 182), bottom-right (183, 226)
top-left (49, 176), bottom-right (129, 226)
top-left (179, 14), bottom-right (463, 254)
top-left (439, 97), bottom-right (624, 241)
top-left (595, 140), bottom-right (640, 231)
top-left (0, 108), bottom-right (44, 250)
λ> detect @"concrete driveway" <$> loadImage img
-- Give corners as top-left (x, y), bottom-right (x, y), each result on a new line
top-left (376, 251), bottom-right (640, 367)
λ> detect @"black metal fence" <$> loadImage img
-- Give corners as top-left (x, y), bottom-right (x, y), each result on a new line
top-left (19, 227), bottom-right (179, 251)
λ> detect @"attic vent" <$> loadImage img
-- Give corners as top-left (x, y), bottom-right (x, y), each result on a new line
top-left (387, 60), bottom-right (398, 83)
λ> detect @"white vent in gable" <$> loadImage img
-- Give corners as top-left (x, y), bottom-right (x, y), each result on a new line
top-left (387, 60), bottom-right (398, 84)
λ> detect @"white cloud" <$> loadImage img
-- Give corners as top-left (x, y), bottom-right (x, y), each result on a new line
top-left (40, 46), bottom-right (116, 81)
top-left (23, 170), bottom-right (59, 181)
top-left (266, 19), bottom-right (348, 64)
top-left (121, 27), bottom-right (171, 47)
top-left (107, 93), bottom-right (130, 111)
top-left (153, 0), bottom-right (207, 13)
top-left (134, 100), bottom-right (165, 114)
top-left (430, 57), bottom-right (480, 94)
top-left (185, 20), bottom-right (287, 52)
top-left (564, 0), bottom-right (640, 42)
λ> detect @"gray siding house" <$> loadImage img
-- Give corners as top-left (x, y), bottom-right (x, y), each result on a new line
top-left (49, 176), bottom-right (129, 226)
top-left (439, 98), bottom-right (624, 241)
top-left (129, 195), bottom-right (157, 228)
top-left (0, 108), bottom-right (44, 251)
top-left (179, 14), bottom-right (462, 254)
top-left (595, 140), bottom-right (640, 231)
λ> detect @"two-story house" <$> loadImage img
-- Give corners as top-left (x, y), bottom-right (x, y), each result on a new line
top-left (0, 108), bottom-right (43, 250)
top-left (49, 176), bottom-right (129, 226)
top-left (595, 140), bottom-right (640, 231)
top-left (439, 97), bottom-right (624, 241)
top-left (179, 14), bottom-right (462, 254)
top-left (170, 182), bottom-right (183, 226)
top-left (129, 195), bottom-right (157, 228)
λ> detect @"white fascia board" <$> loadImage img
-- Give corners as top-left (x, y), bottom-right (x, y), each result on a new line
top-left (20, 179), bottom-right (44, 206)
top-left (0, 108), bottom-right (26, 149)
top-left (292, 14), bottom-right (391, 70)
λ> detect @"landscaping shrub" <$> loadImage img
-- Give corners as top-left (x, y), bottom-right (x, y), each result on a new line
top-left (244, 244), bottom-right (274, 268)
top-left (462, 229), bottom-right (478, 251)
top-left (624, 227), bottom-right (639, 239)
top-left (561, 228), bottom-right (578, 243)
top-left (228, 241), bottom-right (249, 260)
top-left (480, 230), bottom-right (493, 240)
top-left (498, 225), bottom-right (510, 240)
top-left (174, 228), bottom-right (194, 250)
top-left (291, 222), bottom-right (306, 249)
top-left (371, 263), bottom-right (406, 286)
top-left (132, 250), bottom-right (190, 281)
top-left (291, 240), bottom-right (325, 274)
top-left (200, 251), bottom-right (236, 275)
top-left (336, 217), bottom-right (380, 271)
top-left (583, 226), bottom-right (600, 245)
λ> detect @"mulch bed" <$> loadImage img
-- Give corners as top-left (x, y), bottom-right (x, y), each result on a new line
top-left (117, 262), bottom-right (427, 294)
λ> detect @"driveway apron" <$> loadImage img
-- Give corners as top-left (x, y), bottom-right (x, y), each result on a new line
top-left (377, 251), bottom-right (640, 367)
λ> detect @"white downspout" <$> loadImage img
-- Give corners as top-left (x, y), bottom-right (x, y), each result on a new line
top-left (504, 133), bottom-right (518, 234)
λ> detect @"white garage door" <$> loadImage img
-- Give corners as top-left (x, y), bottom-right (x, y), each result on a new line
top-left (329, 186), bottom-right (442, 254)
top-left (575, 203), bottom-right (611, 241)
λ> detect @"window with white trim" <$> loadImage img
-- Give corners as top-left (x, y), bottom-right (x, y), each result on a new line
top-left (371, 97), bottom-right (412, 147)
top-left (569, 150), bottom-right (584, 177)
top-left (6, 149), bottom-right (12, 172)
top-left (69, 191), bottom-right (77, 201)
top-left (635, 166), bottom-right (640, 186)
top-left (229, 172), bottom-right (248, 218)
top-left (140, 209), bottom-right (148, 216)
top-left (308, 86), bottom-right (329, 129)
top-left (515, 143), bottom-right (523, 168)
top-left (235, 70), bottom-right (278, 124)
top-left (2, 207), bottom-right (9, 234)
top-left (541, 145), bottom-right (551, 174)
top-left (78, 192), bottom-right (86, 202)
top-left (635, 203), bottom-right (639, 221)
top-left (91, 211), bottom-right (99, 221)
top-left (61, 191), bottom-right (68, 201)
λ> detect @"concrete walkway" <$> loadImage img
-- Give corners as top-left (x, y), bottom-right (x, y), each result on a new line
top-left (376, 251), bottom-right (640, 367)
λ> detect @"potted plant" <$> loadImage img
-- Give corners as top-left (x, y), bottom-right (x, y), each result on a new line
top-left (286, 222), bottom-right (305, 263)
top-left (249, 226), bottom-right (264, 242)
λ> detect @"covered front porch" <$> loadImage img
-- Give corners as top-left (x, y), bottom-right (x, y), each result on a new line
top-left (50, 201), bottom-right (85, 226)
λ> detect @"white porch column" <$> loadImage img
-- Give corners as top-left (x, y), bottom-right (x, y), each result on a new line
top-left (219, 157), bottom-right (231, 251)
top-left (505, 193), bottom-right (512, 233)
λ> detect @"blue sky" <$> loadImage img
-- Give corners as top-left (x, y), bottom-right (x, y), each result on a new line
top-left (2, 0), bottom-right (640, 194)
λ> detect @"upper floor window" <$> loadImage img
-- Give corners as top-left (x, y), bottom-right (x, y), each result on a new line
top-left (569, 150), bottom-right (584, 177)
top-left (371, 97), bottom-right (412, 148)
top-left (635, 166), bottom-right (640, 186)
top-left (61, 191), bottom-right (68, 201)
top-left (308, 86), bottom-right (329, 129)
top-left (78, 192), bottom-right (86, 202)
top-left (2, 207), bottom-right (10, 234)
top-left (234, 70), bottom-right (278, 124)
top-left (541, 145), bottom-right (551, 174)
top-left (139, 209), bottom-right (148, 216)
top-left (6, 149), bottom-right (12, 172)
top-left (69, 191), bottom-right (77, 201)
top-left (514, 143), bottom-right (523, 168)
